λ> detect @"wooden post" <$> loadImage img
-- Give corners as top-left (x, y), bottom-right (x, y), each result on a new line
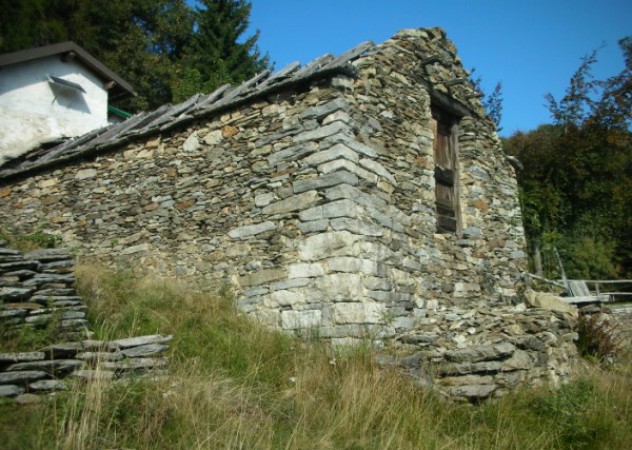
top-left (533, 242), bottom-right (543, 277)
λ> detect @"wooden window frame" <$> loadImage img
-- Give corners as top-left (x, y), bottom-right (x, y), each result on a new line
top-left (431, 106), bottom-right (462, 234)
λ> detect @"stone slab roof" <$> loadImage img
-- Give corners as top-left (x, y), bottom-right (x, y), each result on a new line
top-left (0, 41), bottom-right (375, 182)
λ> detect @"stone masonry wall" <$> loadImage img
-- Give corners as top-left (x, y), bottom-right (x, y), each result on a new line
top-left (377, 302), bottom-right (578, 402)
top-left (0, 246), bottom-right (171, 402)
top-left (0, 29), bottom-right (527, 342)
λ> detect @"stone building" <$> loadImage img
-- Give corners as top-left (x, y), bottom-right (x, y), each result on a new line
top-left (0, 28), bottom-right (528, 341)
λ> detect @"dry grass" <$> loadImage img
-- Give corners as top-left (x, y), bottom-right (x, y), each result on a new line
top-left (1, 264), bottom-right (631, 449)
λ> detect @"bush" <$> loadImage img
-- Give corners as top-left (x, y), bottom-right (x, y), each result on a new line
top-left (576, 312), bottom-right (622, 362)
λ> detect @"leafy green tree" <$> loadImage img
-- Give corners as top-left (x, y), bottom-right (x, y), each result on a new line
top-left (505, 38), bottom-right (632, 279)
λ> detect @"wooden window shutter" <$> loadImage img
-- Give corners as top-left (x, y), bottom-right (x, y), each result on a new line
top-left (431, 107), bottom-right (460, 233)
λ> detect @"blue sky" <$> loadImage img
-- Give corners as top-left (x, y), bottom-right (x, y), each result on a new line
top-left (241, 0), bottom-right (631, 136)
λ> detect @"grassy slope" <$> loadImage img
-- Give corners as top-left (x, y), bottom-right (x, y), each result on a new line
top-left (1, 264), bottom-right (631, 449)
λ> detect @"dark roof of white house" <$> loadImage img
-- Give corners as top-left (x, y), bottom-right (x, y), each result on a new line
top-left (0, 41), bottom-right (136, 99)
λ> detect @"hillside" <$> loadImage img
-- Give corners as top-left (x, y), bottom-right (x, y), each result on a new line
top-left (1, 264), bottom-right (631, 449)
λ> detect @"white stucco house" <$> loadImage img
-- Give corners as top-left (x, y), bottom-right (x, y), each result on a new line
top-left (0, 42), bottom-right (136, 164)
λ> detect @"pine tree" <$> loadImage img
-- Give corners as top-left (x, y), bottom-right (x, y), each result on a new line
top-left (0, 0), bottom-right (269, 110)
top-left (179, 0), bottom-right (269, 100)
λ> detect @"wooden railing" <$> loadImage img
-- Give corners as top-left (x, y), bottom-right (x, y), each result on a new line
top-left (526, 274), bottom-right (632, 305)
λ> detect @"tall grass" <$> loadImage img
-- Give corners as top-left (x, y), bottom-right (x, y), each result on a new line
top-left (1, 264), bottom-right (630, 449)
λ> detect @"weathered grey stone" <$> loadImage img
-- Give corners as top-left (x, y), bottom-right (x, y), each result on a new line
top-left (288, 263), bottom-right (325, 279)
top-left (76, 351), bottom-right (124, 362)
top-left (359, 158), bottom-right (397, 185)
top-left (299, 98), bottom-right (349, 120)
top-left (298, 219), bottom-right (330, 233)
top-left (269, 277), bottom-right (311, 291)
top-left (299, 231), bottom-right (359, 261)
top-left (293, 171), bottom-right (358, 194)
top-left (75, 168), bottom-right (97, 180)
top-left (228, 221), bottom-right (276, 239)
top-left (447, 384), bottom-right (496, 400)
top-left (0, 352), bottom-right (45, 363)
top-left (110, 335), bottom-right (173, 349)
top-left (254, 193), bottom-right (275, 207)
top-left (0, 371), bottom-right (47, 384)
top-left (238, 269), bottom-right (287, 287)
top-left (102, 357), bottom-right (168, 371)
top-left (330, 218), bottom-right (383, 236)
top-left (0, 385), bottom-right (24, 397)
top-left (262, 191), bottom-right (319, 214)
top-left (267, 142), bottom-right (318, 166)
top-left (121, 344), bottom-right (169, 358)
top-left (182, 131), bottom-right (200, 152)
top-left (71, 370), bottom-right (115, 381)
top-left (302, 144), bottom-right (360, 167)
top-left (29, 379), bottom-right (67, 392)
top-left (321, 134), bottom-right (379, 158)
top-left (322, 199), bottom-right (357, 219)
top-left (444, 342), bottom-right (516, 364)
top-left (41, 342), bottom-right (83, 358)
top-left (333, 302), bottom-right (385, 324)
top-left (501, 349), bottom-right (533, 371)
top-left (524, 290), bottom-right (578, 317)
top-left (281, 310), bottom-right (322, 330)
top-left (317, 159), bottom-right (378, 184)
top-left (0, 287), bottom-right (35, 300)
top-left (263, 290), bottom-right (305, 308)
top-left (325, 257), bottom-right (377, 275)
top-left (293, 121), bottom-right (351, 144)
top-left (15, 393), bottom-right (42, 404)
top-left (8, 359), bottom-right (84, 374)
top-left (24, 248), bottom-right (70, 262)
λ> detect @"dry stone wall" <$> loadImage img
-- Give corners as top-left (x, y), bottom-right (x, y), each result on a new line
top-left (1, 246), bottom-right (88, 340)
top-left (0, 246), bottom-right (171, 402)
top-left (0, 28), bottom-right (527, 343)
top-left (377, 303), bottom-right (578, 402)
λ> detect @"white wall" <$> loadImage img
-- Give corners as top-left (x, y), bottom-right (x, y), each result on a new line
top-left (0, 55), bottom-right (109, 162)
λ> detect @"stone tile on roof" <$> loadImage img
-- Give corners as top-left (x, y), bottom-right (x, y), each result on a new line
top-left (0, 41), bottom-right (377, 181)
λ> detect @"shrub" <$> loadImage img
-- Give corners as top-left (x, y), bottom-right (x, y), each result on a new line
top-left (576, 311), bottom-right (622, 362)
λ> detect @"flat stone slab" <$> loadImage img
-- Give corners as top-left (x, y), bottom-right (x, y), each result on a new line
top-left (25, 248), bottom-right (71, 262)
top-left (0, 371), bottom-right (48, 384)
top-left (0, 352), bottom-right (45, 363)
top-left (8, 359), bottom-right (84, 375)
top-left (110, 335), bottom-right (173, 349)
top-left (29, 379), bottom-right (67, 392)
top-left (71, 370), bottom-right (115, 381)
top-left (102, 357), bottom-right (168, 371)
top-left (0, 287), bottom-right (35, 300)
top-left (120, 344), bottom-right (170, 358)
top-left (0, 385), bottom-right (25, 397)
top-left (76, 351), bottom-right (124, 362)
top-left (41, 342), bottom-right (83, 358)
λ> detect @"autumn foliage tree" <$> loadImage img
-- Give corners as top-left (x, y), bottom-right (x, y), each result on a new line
top-left (504, 38), bottom-right (632, 279)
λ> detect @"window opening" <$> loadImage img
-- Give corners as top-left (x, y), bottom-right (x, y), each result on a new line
top-left (431, 106), bottom-right (460, 233)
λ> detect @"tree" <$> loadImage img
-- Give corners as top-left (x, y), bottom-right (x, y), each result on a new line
top-left (177, 0), bottom-right (269, 101)
top-left (469, 68), bottom-right (503, 131)
top-left (0, 0), bottom-right (269, 111)
top-left (484, 82), bottom-right (503, 132)
top-left (505, 39), bottom-right (632, 278)
top-left (545, 50), bottom-right (599, 130)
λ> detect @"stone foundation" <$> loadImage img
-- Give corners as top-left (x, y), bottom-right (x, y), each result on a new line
top-left (378, 303), bottom-right (579, 401)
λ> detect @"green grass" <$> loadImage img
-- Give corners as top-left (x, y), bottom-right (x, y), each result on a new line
top-left (1, 264), bottom-right (631, 449)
